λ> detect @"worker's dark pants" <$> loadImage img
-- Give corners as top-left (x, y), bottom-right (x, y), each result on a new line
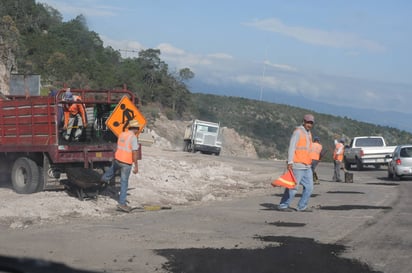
top-left (64, 114), bottom-right (83, 141)
top-left (333, 160), bottom-right (343, 181)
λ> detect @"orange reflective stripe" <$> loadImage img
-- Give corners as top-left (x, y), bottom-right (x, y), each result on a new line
top-left (293, 128), bottom-right (312, 165)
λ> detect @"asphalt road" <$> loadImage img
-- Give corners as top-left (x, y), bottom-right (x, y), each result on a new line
top-left (0, 160), bottom-right (411, 273)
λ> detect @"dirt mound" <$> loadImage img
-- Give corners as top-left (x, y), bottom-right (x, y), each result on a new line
top-left (149, 114), bottom-right (258, 158)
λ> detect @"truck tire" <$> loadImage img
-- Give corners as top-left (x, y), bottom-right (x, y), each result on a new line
top-left (11, 157), bottom-right (41, 194)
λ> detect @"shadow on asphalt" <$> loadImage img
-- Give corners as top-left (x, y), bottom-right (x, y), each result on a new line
top-left (259, 203), bottom-right (278, 210)
top-left (155, 235), bottom-right (383, 273)
top-left (272, 193), bottom-right (320, 198)
top-left (266, 221), bottom-right (306, 227)
top-left (327, 191), bottom-right (365, 194)
top-left (320, 205), bottom-right (392, 210)
top-left (366, 182), bottom-right (399, 186)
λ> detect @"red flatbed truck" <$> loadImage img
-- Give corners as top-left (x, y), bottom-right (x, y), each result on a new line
top-left (0, 88), bottom-right (141, 194)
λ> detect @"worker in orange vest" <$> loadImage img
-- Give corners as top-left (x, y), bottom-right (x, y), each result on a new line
top-left (278, 114), bottom-right (315, 212)
top-left (101, 119), bottom-right (140, 212)
top-left (333, 138), bottom-right (345, 182)
top-left (62, 88), bottom-right (87, 142)
top-left (310, 136), bottom-right (325, 184)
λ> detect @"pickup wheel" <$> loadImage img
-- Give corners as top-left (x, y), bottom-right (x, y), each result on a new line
top-left (11, 157), bottom-right (41, 194)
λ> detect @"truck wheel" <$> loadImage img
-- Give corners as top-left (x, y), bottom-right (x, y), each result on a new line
top-left (11, 157), bottom-right (41, 194)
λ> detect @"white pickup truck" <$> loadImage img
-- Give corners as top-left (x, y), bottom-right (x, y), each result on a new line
top-left (344, 136), bottom-right (396, 170)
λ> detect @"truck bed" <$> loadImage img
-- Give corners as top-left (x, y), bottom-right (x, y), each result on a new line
top-left (0, 96), bottom-right (58, 146)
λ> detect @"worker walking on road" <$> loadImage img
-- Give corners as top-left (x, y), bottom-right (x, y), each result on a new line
top-left (278, 114), bottom-right (315, 212)
top-left (62, 88), bottom-right (87, 142)
top-left (310, 136), bottom-right (325, 184)
top-left (101, 119), bottom-right (140, 212)
top-left (332, 138), bottom-right (346, 182)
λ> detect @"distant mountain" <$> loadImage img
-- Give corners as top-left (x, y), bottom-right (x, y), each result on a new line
top-left (190, 79), bottom-right (412, 133)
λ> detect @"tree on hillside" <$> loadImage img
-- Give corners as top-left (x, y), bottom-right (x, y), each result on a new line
top-left (137, 49), bottom-right (168, 103)
top-left (0, 15), bottom-right (20, 93)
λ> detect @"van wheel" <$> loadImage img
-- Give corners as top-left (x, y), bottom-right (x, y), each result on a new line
top-left (11, 157), bottom-right (41, 194)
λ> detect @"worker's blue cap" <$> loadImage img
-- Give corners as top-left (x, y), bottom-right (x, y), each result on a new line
top-left (64, 89), bottom-right (73, 101)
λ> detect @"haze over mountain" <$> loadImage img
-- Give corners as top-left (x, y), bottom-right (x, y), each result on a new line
top-left (190, 78), bottom-right (412, 134)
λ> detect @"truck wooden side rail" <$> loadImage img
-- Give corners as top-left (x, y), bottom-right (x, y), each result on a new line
top-left (0, 88), bottom-right (141, 194)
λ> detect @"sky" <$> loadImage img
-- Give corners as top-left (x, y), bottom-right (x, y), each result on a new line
top-left (38, 0), bottom-right (412, 119)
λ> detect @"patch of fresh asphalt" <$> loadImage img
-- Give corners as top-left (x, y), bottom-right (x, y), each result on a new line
top-left (155, 235), bottom-right (382, 273)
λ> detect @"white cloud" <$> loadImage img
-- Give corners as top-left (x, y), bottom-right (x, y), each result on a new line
top-left (99, 35), bottom-right (143, 57)
top-left (245, 18), bottom-right (385, 52)
top-left (157, 43), bottom-right (186, 56)
top-left (39, 0), bottom-right (119, 18)
top-left (264, 61), bottom-right (297, 72)
top-left (207, 53), bottom-right (233, 60)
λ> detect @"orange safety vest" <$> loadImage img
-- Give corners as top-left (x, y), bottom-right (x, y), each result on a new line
top-left (63, 95), bottom-right (87, 127)
top-left (115, 131), bottom-right (136, 164)
top-left (310, 142), bottom-right (323, 160)
top-left (333, 142), bottom-right (344, 161)
top-left (293, 127), bottom-right (313, 165)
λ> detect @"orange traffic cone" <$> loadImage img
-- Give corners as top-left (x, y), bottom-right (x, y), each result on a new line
top-left (271, 170), bottom-right (297, 189)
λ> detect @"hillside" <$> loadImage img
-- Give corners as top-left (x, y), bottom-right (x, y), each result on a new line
top-left (142, 93), bottom-right (412, 160)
